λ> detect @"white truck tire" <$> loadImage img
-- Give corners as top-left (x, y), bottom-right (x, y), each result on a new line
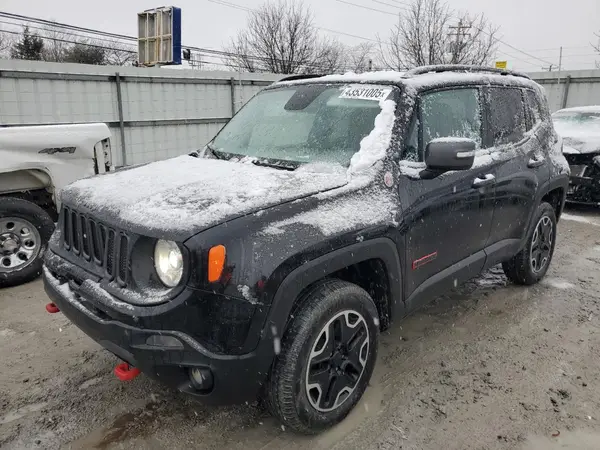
top-left (0, 197), bottom-right (55, 288)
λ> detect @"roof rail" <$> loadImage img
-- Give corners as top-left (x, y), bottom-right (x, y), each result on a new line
top-left (278, 74), bottom-right (325, 82)
top-left (404, 65), bottom-right (531, 80)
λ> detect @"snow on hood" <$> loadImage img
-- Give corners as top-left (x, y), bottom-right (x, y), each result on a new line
top-left (61, 156), bottom-right (349, 237)
top-left (553, 120), bottom-right (600, 154)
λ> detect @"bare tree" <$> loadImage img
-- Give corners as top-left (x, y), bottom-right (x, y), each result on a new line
top-left (41, 24), bottom-right (69, 62)
top-left (224, 35), bottom-right (258, 72)
top-left (223, 0), bottom-right (336, 74)
top-left (378, 0), bottom-right (498, 70)
top-left (0, 28), bottom-right (12, 58)
top-left (311, 38), bottom-right (346, 73)
top-left (347, 42), bottom-right (375, 73)
top-left (103, 40), bottom-right (137, 66)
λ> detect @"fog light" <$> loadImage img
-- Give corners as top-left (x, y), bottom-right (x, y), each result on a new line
top-left (189, 367), bottom-right (214, 391)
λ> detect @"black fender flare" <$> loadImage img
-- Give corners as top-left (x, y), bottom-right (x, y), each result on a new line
top-left (522, 174), bottom-right (569, 246)
top-left (264, 237), bottom-right (403, 338)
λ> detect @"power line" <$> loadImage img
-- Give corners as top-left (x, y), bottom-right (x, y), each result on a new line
top-left (207, 0), bottom-right (252, 12)
top-left (0, 28), bottom-right (136, 53)
top-left (207, 0), bottom-right (379, 43)
top-left (495, 49), bottom-right (543, 67)
top-left (334, 0), bottom-right (399, 16)
top-left (371, 0), bottom-right (406, 10)
top-left (451, 23), bottom-right (555, 66)
top-left (0, 19), bottom-right (136, 48)
top-left (0, 11), bottom-right (134, 42)
top-left (328, 0), bottom-right (557, 67)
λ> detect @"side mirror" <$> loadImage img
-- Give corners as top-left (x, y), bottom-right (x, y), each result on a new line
top-left (425, 138), bottom-right (476, 172)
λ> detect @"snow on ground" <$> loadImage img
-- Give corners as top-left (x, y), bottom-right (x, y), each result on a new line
top-left (542, 278), bottom-right (576, 290)
top-left (561, 213), bottom-right (600, 226)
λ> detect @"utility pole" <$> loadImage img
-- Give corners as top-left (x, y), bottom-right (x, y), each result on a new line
top-left (556, 46), bottom-right (563, 111)
top-left (557, 46), bottom-right (563, 85)
top-left (448, 20), bottom-right (471, 64)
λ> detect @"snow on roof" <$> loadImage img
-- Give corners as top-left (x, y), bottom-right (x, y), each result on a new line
top-left (277, 71), bottom-right (406, 85)
top-left (276, 69), bottom-right (537, 90)
top-left (554, 105), bottom-right (600, 114)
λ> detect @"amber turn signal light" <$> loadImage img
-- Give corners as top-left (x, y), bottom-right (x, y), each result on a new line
top-left (208, 245), bottom-right (226, 282)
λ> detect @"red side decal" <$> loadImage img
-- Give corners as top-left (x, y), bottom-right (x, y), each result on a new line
top-left (412, 251), bottom-right (438, 270)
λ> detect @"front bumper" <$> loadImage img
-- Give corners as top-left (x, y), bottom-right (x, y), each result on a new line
top-left (42, 264), bottom-right (273, 405)
top-left (565, 156), bottom-right (600, 205)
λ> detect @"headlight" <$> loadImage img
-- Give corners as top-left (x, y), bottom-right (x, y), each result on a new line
top-left (154, 240), bottom-right (183, 287)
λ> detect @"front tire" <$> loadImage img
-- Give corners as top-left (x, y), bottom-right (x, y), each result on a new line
top-left (0, 197), bottom-right (55, 288)
top-left (502, 202), bottom-right (557, 285)
top-left (266, 279), bottom-right (379, 434)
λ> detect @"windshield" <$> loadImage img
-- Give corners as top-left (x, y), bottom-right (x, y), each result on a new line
top-left (211, 84), bottom-right (394, 166)
top-left (553, 111), bottom-right (600, 132)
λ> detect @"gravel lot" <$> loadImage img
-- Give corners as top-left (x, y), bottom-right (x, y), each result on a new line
top-left (2, 208), bottom-right (600, 450)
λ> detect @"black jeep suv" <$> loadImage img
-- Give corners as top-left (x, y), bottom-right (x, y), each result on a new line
top-left (43, 65), bottom-right (569, 433)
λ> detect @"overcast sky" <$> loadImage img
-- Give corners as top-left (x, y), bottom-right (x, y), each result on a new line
top-left (2, 0), bottom-right (599, 71)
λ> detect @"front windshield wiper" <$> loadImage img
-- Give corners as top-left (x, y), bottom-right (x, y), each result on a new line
top-left (251, 159), bottom-right (297, 171)
top-left (206, 142), bottom-right (226, 160)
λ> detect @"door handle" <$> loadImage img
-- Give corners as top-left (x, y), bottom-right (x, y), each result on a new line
top-left (527, 156), bottom-right (545, 168)
top-left (472, 174), bottom-right (495, 188)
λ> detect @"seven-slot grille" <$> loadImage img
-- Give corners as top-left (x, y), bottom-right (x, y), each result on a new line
top-left (60, 206), bottom-right (130, 286)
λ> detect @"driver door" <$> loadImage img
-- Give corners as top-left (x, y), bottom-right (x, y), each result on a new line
top-left (397, 87), bottom-right (496, 311)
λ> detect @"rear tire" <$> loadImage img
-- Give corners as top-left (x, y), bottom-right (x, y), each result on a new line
top-left (0, 197), bottom-right (55, 288)
top-left (502, 202), bottom-right (557, 285)
top-left (265, 279), bottom-right (379, 434)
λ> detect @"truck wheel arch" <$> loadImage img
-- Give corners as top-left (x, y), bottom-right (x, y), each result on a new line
top-left (0, 168), bottom-right (52, 195)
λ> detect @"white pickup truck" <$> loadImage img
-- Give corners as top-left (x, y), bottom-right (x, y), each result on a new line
top-left (0, 123), bottom-right (112, 287)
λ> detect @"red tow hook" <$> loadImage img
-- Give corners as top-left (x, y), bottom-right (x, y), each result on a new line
top-left (114, 363), bottom-right (141, 381)
top-left (45, 302), bottom-right (60, 314)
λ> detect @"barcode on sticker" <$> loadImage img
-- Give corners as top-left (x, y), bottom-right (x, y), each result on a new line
top-left (340, 86), bottom-right (392, 101)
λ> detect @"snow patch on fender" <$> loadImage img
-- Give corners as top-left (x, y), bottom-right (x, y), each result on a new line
top-left (237, 285), bottom-right (260, 305)
top-left (264, 189), bottom-right (396, 236)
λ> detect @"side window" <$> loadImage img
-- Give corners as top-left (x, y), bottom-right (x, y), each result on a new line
top-left (488, 88), bottom-right (527, 146)
top-left (420, 88), bottom-right (482, 151)
top-left (404, 113), bottom-right (419, 161)
top-left (526, 90), bottom-right (542, 127)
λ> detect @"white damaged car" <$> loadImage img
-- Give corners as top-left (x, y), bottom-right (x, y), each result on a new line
top-left (0, 123), bottom-right (112, 287)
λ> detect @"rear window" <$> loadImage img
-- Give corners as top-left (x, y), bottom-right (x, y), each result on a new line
top-left (525, 90), bottom-right (543, 129)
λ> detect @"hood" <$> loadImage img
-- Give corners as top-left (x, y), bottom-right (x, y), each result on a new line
top-left (61, 156), bottom-right (349, 239)
top-left (554, 125), bottom-right (600, 154)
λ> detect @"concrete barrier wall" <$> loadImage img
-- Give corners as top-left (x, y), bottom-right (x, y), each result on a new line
top-left (528, 69), bottom-right (600, 112)
top-left (0, 59), bottom-right (281, 166)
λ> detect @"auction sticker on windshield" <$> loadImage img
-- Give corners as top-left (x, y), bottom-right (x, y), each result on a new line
top-left (340, 85), bottom-right (392, 101)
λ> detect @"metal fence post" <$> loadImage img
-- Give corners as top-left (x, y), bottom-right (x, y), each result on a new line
top-left (230, 77), bottom-right (236, 118)
top-left (561, 75), bottom-right (572, 109)
top-left (115, 72), bottom-right (127, 166)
